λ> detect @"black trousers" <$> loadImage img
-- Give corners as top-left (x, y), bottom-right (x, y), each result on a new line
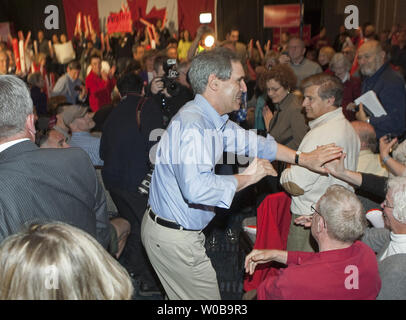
top-left (109, 188), bottom-right (159, 287)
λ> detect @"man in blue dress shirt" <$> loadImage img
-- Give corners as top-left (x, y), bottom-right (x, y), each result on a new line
top-left (51, 61), bottom-right (87, 105)
top-left (141, 48), bottom-right (343, 300)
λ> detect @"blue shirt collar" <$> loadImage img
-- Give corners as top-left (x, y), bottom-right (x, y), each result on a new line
top-left (194, 94), bottom-right (229, 132)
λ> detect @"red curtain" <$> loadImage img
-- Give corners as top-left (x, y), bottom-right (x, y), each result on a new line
top-left (63, 0), bottom-right (100, 39)
top-left (178, 0), bottom-right (215, 38)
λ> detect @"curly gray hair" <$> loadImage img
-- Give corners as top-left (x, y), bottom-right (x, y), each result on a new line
top-left (387, 177), bottom-right (406, 224)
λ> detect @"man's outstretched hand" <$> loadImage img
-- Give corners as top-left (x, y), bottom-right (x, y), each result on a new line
top-left (300, 144), bottom-right (343, 174)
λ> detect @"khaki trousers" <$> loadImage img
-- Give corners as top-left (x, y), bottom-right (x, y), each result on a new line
top-left (141, 210), bottom-right (221, 300)
top-left (286, 213), bottom-right (318, 252)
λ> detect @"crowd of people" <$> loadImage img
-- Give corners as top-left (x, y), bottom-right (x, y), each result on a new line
top-left (0, 18), bottom-right (406, 300)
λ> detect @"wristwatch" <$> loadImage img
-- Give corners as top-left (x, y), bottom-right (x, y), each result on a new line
top-left (295, 151), bottom-right (302, 165)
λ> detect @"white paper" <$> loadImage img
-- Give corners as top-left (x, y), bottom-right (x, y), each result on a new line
top-left (355, 90), bottom-right (387, 117)
top-left (53, 41), bottom-right (76, 65)
top-left (366, 209), bottom-right (385, 228)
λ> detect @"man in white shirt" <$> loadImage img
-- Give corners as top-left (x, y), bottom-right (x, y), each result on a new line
top-left (281, 73), bottom-right (360, 252)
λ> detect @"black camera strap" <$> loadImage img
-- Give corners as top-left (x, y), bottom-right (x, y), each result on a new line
top-left (126, 93), bottom-right (148, 132)
top-left (135, 97), bottom-right (148, 132)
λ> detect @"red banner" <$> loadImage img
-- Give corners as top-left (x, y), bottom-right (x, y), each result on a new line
top-left (272, 25), bottom-right (311, 46)
top-left (107, 10), bottom-right (133, 34)
top-left (264, 4), bottom-right (301, 28)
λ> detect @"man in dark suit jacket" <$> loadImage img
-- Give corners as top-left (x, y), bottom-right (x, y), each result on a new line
top-left (100, 73), bottom-right (163, 296)
top-left (0, 75), bottom-right (111, 249)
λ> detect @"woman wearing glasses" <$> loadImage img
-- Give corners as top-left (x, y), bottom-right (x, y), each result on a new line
top-left (262, 64), bottom-right (308, 150)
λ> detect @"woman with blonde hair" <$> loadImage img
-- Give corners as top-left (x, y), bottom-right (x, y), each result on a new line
top-left (0, 222), bottom-right (133, 300)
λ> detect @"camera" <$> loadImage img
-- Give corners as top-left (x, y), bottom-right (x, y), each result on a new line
top-left (386, 131), bottom-right (406, 144)
top-left (138, 165), bottom-right (154, 196)
top-left (161, 59), bottom-right (180, 97)
top-left (74, 85), bottom-right (81, 91)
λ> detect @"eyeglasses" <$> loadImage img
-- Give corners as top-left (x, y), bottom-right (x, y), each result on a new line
top-left (382, 200), bottom-right (394, 209)
top-left (267, 86), bottom-right (283, 93)
top-left (311, 204), bottom-right (327, 228)
top-left (311, 204), bottom-right (321, 215)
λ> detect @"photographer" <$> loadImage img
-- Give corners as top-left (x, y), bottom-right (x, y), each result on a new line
top-left (147, 55), bottom-right (194, 127)
top-left (100, 73), bottom-right (163, 297)
top-left (51, 60), bottom-right (87, 105)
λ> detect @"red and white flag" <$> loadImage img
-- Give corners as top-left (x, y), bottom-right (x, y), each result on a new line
top-left (63, 0), bottom-right (216, 40)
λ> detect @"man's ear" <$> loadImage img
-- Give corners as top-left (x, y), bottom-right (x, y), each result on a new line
top-left (207, 74), bottom-right (220, 92)
top-left (326, 96), bottom-right (336, 108)
top-left (26, 114), bottom-right (36, 141)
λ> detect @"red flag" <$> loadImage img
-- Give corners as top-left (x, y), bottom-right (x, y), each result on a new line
top-left (12, 38), bottom-right (21, 73)
top-left (350, 28), bottom-right (364, 76)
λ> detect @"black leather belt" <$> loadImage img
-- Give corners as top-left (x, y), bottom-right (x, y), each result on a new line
top-left (148, 208), bottom-right (200, 232)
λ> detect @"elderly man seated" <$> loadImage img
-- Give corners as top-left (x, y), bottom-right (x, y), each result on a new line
top-left (351, 121), bottom-right (388, 177)
top-left (362, 177), bottom-right (406, 300)
top-left (322, 153), bottom-right (406, 300)
top-left (245, 185), bottom-right (381, 300)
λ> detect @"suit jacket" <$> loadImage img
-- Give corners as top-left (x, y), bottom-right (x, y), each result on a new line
top-left (267, 93), bottom-right (309, 150)
top-left (362, 228), bottom-right (406, 300)
top-left (0, 141), bottom-right (111, 248)
top-left (100, 94), bottom-right (163, 192)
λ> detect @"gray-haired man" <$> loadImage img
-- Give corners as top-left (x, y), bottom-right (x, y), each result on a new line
top-left (141, 48), bottom-right (343, 300)
top-left (0, 75), bottom-right (111, 250)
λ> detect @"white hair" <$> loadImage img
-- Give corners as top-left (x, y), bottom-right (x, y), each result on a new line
top-left (387, 177), bottom-right (406, 224)
top-left (0, 75), bottom-right (33, 139)
top-left (319, 185), bottom-right (367, 242)
top-left (329, 53), bottom-right (352, 73)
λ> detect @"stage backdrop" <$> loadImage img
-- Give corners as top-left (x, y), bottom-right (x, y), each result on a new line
top-left (63, 0), bottom-right (216, 39)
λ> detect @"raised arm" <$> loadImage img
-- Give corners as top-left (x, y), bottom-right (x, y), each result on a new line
top-left (276, 143), bottom-right (343, 174)
top-left (379, 136), bottom-right (406, 176)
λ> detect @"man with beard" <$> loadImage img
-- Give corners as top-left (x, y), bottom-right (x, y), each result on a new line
top-left (353, 40), bottom-right (406, 139)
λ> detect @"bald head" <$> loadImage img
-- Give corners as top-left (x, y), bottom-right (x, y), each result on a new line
top-left (358, 40), bottom-right (386, 76)
top-left (351, 121), bottom-right (377, 152)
